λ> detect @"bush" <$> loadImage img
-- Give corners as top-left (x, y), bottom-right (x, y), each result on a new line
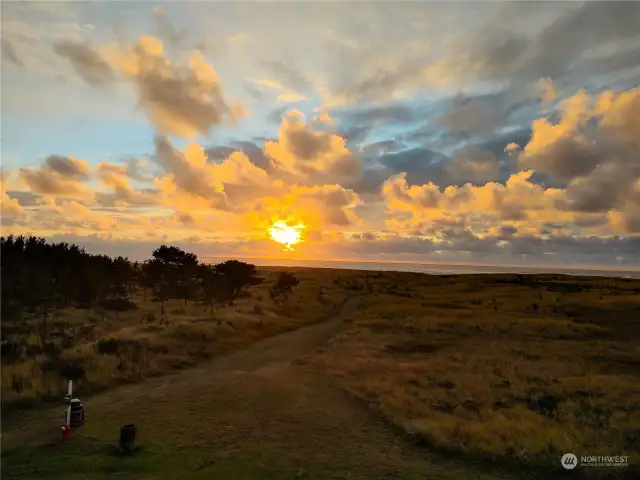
top-left (95, 337), bottom-right (121, 355)
top-left (100, 298), bottom-right (138, 312)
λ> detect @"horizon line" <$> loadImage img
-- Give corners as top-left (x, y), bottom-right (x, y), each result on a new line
top-left (199, 255), bottom-right (640, 273)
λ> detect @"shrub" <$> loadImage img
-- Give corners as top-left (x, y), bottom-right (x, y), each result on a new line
top-left (95, 337), bottom-right (121, 355)
top-left (100, 298), bottom-right (138, 312)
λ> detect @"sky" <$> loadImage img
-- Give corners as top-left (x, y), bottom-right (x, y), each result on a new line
top-left (1, 0), bottom-right (640, 267)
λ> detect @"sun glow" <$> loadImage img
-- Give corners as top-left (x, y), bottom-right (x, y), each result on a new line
top-left (269, 220), bottom-right (304, 251)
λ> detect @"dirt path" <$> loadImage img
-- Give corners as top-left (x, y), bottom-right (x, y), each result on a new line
top-left (2, 297), bottom-right (504, 479)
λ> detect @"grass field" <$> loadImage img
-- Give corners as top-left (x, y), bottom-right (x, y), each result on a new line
top-left (314, 272), bottom-right (640, 475)
top-left (2, 269), bottom-right (639, 479)
top-left (1, 267), bottom-right (349, 410)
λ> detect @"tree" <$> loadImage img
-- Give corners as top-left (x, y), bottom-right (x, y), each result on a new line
top-left (270, 272), bottom-right (299, 304)
top-left (138, 261), bottom-right (155, 302)
top-left (151, 245), bottom-right (200, 306)
top-left (214, 260), bottom-right (262, 302)
top-left (198, 264), bottom-right (233, 313)
top-left (145, 258), bottom-right (171, 314)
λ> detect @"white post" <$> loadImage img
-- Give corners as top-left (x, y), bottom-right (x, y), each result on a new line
top-left (65, 380), bottom-right (72, 425)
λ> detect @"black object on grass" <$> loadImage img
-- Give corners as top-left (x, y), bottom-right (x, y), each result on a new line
top-left (119, 424), bottom-right (137, 451)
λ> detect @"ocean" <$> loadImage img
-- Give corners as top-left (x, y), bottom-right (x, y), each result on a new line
top-left (203, 257), bottom-right (640, 279)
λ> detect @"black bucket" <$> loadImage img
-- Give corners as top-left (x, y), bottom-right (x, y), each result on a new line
top-left (119, 424), bottom-right (137, 451)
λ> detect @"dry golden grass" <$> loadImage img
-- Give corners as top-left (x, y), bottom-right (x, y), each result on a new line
top-left (313, 272), bottom-right (640, 470)
top-left (1, 268), bottom-right (350, 409)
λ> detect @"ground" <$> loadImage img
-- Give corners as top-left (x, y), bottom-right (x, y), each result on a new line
top-left (2, 270), bottom-right (639, 479)
top-left (2, 297), bottom-right (500, 480)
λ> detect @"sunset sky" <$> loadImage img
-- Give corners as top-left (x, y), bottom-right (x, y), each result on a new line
top-left (2, 1), bottom-right (640, 267)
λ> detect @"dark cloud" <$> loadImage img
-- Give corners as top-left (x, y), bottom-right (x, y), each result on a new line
top-left (205, 146), bottom-right (237, 163)
top-left (351, 143), bottom-right (502, 194)
top-left (340, 124), bottom-right (374, 147)
top-left (463, 2), bottom-right (640, 83)
top-left (361, 140), bottom-right (406, 157)
top-left (469, 29), bottom-right (528, 79)
top-left (446, 148), bottom-right (500, 184)
top-left (379, 148), bottom-right (448, 186)
top-left (71, 36), bottom-right (245, 138)
top-left (521, 88), bottom-right (640, 215)
top-left (347, 166), bottom-right (393, 194)
top-left (53, 40), bottom-right (115, 87)
top-left (469, 127), bottom-right (531, 158)
top-left (621, 205), bottom-right (640, 233)
top-left (124, 157), bottom-right (154, 182)
top-left (522, 136), bottom-right (602, 182)
top-left (335, 104), bottom-right (421, 126)
top-left (5, 190), bottom-right (39, 207)
top-left (94, 188), bottom-right (160, 208)
top-left (438, 91), bottom-right (514, 134)
top-left (230, 141), bottom-right (271, 171)
top-left (19, 168), bottom-right (88, 197)
top-left (340, 231), bottom-right (640, 267)
top-left (286, 129), bottom-right (332, 160)
top-left (1, 39), bottom-right (24, 67)
top-left (564, 163), bottom-right (639, 213)
top-left (154, 135), bottom-right (227, 206)
top-left (45, 155), bottom-right (90, 179)
top-left (335, 61), bottom-right (426, 104)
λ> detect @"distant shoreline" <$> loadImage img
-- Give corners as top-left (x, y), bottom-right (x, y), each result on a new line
top-left (202, 257), bottom-right (640, 279)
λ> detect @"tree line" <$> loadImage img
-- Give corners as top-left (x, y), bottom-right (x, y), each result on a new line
top-left (1, 236), bottom-right (299, 330)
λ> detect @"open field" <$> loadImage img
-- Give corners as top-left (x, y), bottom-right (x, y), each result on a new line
top-left (2, 268), bottom-right (640, 479)
top-left (314, 271), bottom-right (640, 474)
top-left (1, 267), bottom-right (349, 410)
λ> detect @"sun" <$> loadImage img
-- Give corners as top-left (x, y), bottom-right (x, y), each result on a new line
top-left (269, 220), bottom-right (304, 251)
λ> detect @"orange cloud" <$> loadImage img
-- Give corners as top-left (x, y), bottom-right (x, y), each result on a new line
top-left (103, 36), bottom-right (247, 138)
top-left (19, 155), bottom-right (94, 201)
top-left (264, 110), bottom-right (362, 185)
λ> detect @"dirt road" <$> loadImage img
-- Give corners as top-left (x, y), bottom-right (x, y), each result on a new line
top-left (2, 297), bottom-right (503, 479)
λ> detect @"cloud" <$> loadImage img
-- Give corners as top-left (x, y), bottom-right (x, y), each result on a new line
top-left (536, 77), bottom-right (558, 104)
top-left (1, 38), bottom-right (24, 67)
top-left (18, 155), bottom-right (93, 200)
top-left (452, 2), bottom-right (640, 85)
top-left (53, 40), bottom-right (115, 87)
top-left (381, 169), bottom-right (573, 237)
top-left (1, 191), bottom-right (23, 215)
top-left (520, 88), bottom-right (640, 219)
top-left (44, 155), bottom-right (91, 179)
top-left (504, 143), bottom-right (520, 153)
top-left (261, 59), bottom-right (311, 93)
top-left (152, 5), bottom-right (185, 47)
top-left (247, 75), bottom-right (308, 104)
top-left (103, 36), bottom-right (247, 138)
top-left (153, 135), bottom-right (228, 207)
top-left (446, 148), bottom-right (500, 184)
top-left (96, 162), bottom-right (159, 206)
top-left (264, 110), bottom-right (363, 185)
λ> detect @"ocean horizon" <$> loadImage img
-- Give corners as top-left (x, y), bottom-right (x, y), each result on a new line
top-left (202, 257), bottom-right (640, 279)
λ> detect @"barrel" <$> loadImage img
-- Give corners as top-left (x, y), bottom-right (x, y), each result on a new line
top-left (119, 424), bottom-right (137, 451)
top-left (70, 400), bottom-right (84, 427)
